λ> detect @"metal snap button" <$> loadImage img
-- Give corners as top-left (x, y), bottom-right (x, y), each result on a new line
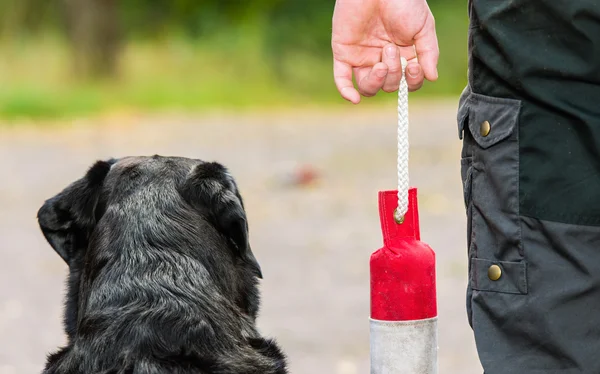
top-left (480, 120), bottom-right (491, 137)
top-left (488, 264), bottom-right (502, 281)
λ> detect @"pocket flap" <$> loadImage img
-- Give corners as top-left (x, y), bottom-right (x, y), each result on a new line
top-left (470, 258), bottom-right (528, 295)
top-left (465, 93), bottom-right (521, 149)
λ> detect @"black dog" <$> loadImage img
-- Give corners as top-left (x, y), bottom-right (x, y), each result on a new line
top-left (37, 156), bottom-right (287, 374)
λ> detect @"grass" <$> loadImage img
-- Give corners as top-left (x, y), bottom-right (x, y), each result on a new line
top-left (0, 3), bottom-right (468, 121)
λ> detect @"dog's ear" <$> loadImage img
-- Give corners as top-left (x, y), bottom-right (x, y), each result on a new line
top-left (182, 162), bottom-right (262, 279)
top-left (37, 160), bottom-right (114, 264)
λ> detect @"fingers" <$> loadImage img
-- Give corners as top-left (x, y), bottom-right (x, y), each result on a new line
top-left (382, 44), bottom-right (424, 92)
top-left (405, 61), bottom-right (425, 92)
top-left (334, 58), bottom-right (391, 103)
top-left (398, 45), bottom-right (423, 91)
top-left (333, 59), bottom-right (361, 104)
top-left (382, 44), bottom-right (402, 93)
top-left (353, 57), bottom-right (423, 97)
top-left (414, 13), bottom-right (439, 81)
top-left (356, 62), bottom-right (389, 97)
top-left (334, 32), bottom-right (435, 103)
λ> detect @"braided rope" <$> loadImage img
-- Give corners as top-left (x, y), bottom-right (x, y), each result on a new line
top-left (394, 58), bottom-right (409, 224)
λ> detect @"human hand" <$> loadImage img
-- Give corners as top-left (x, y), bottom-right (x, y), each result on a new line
top-left (332, 0), bottom-right (439, 104)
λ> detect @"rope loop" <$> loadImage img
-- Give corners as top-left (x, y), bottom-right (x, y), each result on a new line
top-left (394, 57), bottom-right (409, 224)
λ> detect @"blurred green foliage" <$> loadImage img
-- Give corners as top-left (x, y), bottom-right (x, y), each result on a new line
top-left (0, 0), bottom-right (468, 120)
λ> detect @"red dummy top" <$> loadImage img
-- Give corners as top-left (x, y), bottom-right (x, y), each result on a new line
top-left (379, 188), bottom-right (420, 245)
top-left (371, 188), bottom-right (437, 321)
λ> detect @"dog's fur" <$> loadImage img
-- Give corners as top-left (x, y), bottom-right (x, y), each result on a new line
top-left (37, 156), bottom-right (287, 374)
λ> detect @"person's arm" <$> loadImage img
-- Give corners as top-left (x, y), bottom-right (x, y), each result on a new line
top-left (332, 0), bottom-right (439, 104)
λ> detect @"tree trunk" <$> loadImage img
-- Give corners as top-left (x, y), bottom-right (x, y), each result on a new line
top-left (63, 0), bottom-right (121, 79)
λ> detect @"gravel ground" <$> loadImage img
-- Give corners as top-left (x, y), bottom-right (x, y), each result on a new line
top-left (0, 101), bottom-right (483, 374)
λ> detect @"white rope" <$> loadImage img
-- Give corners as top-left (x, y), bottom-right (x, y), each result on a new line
top-left (394, 57), bottom-right (409, 223)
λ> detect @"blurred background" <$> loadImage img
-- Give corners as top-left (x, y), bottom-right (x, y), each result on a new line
top-left (0, 0), bottom-right (482, 373)
top-left (0, 0), bottom-right (468, 118)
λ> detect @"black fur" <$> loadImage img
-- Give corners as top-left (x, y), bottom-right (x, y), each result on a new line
top-left (37, 156), bottom-right (287, 374)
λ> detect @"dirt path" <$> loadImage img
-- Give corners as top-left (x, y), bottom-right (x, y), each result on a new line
top-left (0, 101), bottom-right (482, 374)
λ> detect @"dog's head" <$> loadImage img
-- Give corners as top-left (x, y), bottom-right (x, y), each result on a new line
top-left (37, 156), bottom-right (263, 336)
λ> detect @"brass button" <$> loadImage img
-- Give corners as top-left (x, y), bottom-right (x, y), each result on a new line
top-left (393, 207), bottom-right (405, 224)
top-left (488, 264), bottom-right (502, 281)
top-left (480, 120), bottom-right (491, 137)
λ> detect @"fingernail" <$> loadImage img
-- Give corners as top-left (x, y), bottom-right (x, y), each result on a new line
top-left (376, 68), bottom-right (387, 78)
top-left (385, 46), bottom-right (397, 58)
top-left (408, 65), bottom-right (420, 78)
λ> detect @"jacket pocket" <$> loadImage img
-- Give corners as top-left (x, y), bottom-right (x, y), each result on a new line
top-left (470, 258), bottom-right (528, 295)
top-left (458, 88), bottom-right (526, 327)
top-left (461, 90), bottom-right (523, 261)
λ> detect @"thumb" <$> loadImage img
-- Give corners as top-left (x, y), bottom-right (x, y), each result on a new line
top-left (414, 14), bottom-right (439, 81)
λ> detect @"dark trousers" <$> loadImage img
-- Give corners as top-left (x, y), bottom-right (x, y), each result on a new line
top-left (460, 1), bottom-right (600, 373)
